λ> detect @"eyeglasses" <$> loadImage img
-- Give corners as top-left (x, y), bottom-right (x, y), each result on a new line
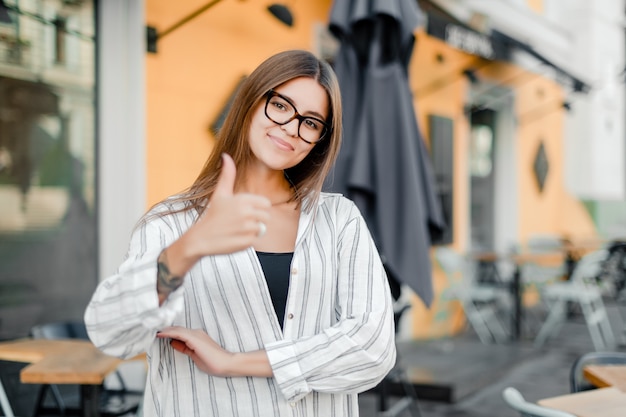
top-left (264, 90), bottom-right (329, 144)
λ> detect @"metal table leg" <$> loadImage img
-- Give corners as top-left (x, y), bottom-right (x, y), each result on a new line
top-left (81, 384), bottom-right (101, 417)
top-left (512, 266), bottom-right (522, 340)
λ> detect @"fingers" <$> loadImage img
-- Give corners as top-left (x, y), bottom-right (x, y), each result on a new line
top-left (158, 327), bottom-right (209, 344)
top-left (157, 326), bottom-right (188, 340)
top-left (158, 328), bottom-right (200, 354)
top-left (170, 339), bottom-right (189, 354)
top-left (212, 153), bottom-right (237, 199)
top-left (162, 335), bottom-right (195, 356)
top-left (200, 153), bottom-right (270, 237)
top-left (156, 327), bottom-right (230, 376)
top-left (208, 152), bottom-right (271, 214)
top-left (238, 197), bottom-right (271, 222)
top-left (189, 153), bottom-right (274, 255)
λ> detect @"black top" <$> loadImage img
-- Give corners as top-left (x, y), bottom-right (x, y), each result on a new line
top-left (256, 251), bottom-right (294, 327)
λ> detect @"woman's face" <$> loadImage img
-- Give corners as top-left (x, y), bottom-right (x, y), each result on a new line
top-left (248, 77), bottom-right (329, 172)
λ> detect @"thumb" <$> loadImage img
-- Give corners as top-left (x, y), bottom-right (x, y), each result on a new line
top-left (212, 153), bottom-right (236, 199)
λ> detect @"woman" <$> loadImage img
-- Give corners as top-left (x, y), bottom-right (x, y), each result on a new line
top-left (85, 49), bottom-right (396, 416)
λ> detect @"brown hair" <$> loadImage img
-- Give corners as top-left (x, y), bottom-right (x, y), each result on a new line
top-left (160, 49), bottom-right (342, 216)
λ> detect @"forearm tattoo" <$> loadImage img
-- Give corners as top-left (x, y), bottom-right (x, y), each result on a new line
top-left (156, 249), bottom-right (184, 297)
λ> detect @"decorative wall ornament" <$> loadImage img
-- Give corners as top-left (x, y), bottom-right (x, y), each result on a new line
top-left (533, 140), bottom-right (549, 192)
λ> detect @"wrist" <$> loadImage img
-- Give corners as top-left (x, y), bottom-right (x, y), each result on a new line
top-left (156, 249), bottom-right (184, 302)
top-left (229, 350), bottom-right (273, 378)
top-left (156, 237), bottom-right (203, 304)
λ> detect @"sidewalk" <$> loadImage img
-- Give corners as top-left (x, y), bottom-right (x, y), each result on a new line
top-left (359, 301), bottom-right (626, 416)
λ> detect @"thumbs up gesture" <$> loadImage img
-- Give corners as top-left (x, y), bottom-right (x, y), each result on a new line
top-left (181, 153), bottom-right (271, 257)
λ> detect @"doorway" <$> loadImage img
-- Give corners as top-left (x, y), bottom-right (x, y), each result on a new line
top-left (469, 108), bottom-right (496, 250)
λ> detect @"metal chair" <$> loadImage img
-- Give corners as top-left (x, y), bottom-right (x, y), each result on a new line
top-left (30, 321), bottom-right (143, 417)
top-left (533, 250), bottom-right (615, 351)
top-left (0, 376), bottom-right (16, 417)
top-left (519, 235), bottom-right (569, 291)
top-left (435, 247), bottom-right (511, 344)
top-left (515, 235), bottom-right (569, 331)
top-left (502, 387), bottom-right (577, 417)
top-left (569, 351), bottom-right (626, 392)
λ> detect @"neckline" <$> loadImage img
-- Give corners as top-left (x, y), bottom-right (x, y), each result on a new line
top-left (255, 251), bottom-right (294, 256)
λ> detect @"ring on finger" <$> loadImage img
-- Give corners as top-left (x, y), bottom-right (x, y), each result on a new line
top-left (257, 221), bottom-right (267, 237)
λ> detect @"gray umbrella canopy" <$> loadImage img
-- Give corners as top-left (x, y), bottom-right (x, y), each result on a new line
top-left (324, 0), bottom-right (446, 307)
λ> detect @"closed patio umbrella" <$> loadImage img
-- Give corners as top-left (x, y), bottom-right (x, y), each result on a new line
top-left (324, 0), bottom-right (446, 307)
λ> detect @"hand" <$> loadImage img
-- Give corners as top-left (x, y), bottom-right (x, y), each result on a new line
top-left (157, 326), bottom-right (273, 378)
top-left (184, 153), bottom-right (271, 256)
top-left (155, 153), bottom-right (271, 305)
top-left (157, 326), bottom-right (235, 377)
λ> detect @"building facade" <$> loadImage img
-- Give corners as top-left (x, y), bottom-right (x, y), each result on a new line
top-left (406, 0), bottom-right (626, 338)
top-left (1, 0), bottom-right (625, 346)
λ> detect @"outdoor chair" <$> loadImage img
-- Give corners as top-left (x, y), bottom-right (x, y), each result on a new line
top-left (434, 247), bottom-right (511, 344)
top-left (569, 351), bottom-right (626, 392)
top-left (533, 250), bottom-right (616, 351)
top-left (515, 235), bottom-right (569, 330)
top-left (517, 234), bottom-right (568, 295)
top-left (29, 321), bottom-right (144, 417)
top-left (521, 235), bottom-right (568, 282)
top-left (502, 387), bottom-right (577, 417)
top-left (0, 376), bottom-right (17, 417)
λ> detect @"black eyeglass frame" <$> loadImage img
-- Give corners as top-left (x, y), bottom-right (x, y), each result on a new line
top-left (264, 89), bottom-right (330, 144)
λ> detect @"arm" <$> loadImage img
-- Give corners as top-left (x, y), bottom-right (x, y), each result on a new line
top-left (84, 213), bottom-right (185, 359)
top-left (85, 154), bottom-right (271, 358)
top-left (266, 205), bottom-right (397, 401)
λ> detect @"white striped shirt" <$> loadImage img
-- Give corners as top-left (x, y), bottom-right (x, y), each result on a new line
top-left (84, 192), bottom-right (396, 416)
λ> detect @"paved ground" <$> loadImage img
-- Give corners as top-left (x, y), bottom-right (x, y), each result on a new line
top-left (359, 301), bottom-right (626, 417)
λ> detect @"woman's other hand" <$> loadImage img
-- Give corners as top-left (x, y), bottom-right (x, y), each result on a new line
top-left (157, 326), bottom-right (235, 376)
top-left (157, 326), bottom-right (273, 378)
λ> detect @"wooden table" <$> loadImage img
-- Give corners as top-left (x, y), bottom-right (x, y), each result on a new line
top-left (539, 387), bottom-right (626, 417)
top-left (0, 338), bottom-right (125, 417)
top-left (584, 364), bottom-right (626, 392)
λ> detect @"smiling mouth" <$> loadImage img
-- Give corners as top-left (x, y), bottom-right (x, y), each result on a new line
top-left (269, 134), bottom-right (294, 151)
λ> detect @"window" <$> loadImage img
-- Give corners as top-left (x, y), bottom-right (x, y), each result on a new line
top-left (0, 1), bottom-right (96, 340)
top-left (470, 124), bottom-right (493, 177)
top-left (54, 16), bottom-right (67, 64)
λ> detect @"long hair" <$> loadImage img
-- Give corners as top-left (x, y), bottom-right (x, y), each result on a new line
top-left (161, 49), bottom-right (342, 217)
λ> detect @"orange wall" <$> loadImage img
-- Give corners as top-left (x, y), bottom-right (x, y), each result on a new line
top-left (527, 0), bottom-right (544, 14)
top-left (146, 0), bottom-right (332, 206)
top-left (513, 76), bottom-right (597, 241)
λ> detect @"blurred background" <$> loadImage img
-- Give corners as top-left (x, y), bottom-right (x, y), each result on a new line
top-left (1, 0), bottom-right (626, 414)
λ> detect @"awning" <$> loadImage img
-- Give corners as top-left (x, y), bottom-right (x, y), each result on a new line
top-left (420, 1), bottom-right (590, 93)
top-left (491, 30), bottom-right (590, 93)
top-left (426, 13), bottom-right (511, 61)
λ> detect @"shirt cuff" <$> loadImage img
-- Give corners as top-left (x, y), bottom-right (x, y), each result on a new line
top-left (265, 340), bottom-right (310, 402)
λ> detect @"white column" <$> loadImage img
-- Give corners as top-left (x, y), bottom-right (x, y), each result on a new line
top-left (564, 0), bottom-right (625, 200)
top-left (97, 0), bottom-right (146, 279)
